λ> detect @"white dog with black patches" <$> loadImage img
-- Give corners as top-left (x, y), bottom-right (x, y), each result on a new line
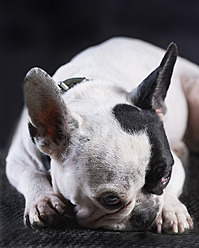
top-left (6, 37), bottom-right (199, 234)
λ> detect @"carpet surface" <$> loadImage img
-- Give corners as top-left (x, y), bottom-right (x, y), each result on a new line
top-left (1, 149), bottom-right (199, 248)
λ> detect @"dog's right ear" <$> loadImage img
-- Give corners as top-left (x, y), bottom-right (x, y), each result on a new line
top-left (130, 43), bottom-right (177, 119)
top-left (24, 68), bottom-right (78, 159)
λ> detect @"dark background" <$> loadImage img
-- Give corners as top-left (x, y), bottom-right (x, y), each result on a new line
top-left (0, 0), bottom-right (199, 150)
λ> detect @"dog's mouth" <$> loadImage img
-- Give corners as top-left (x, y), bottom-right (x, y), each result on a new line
top-left (75, 194), bottom-right (161, 231)
top-left (127, 196), bottom-right (162, 231)
top-left (129, 206), bottom-right (158, 231)
top-left (76, 198), bottom-right (135, 230)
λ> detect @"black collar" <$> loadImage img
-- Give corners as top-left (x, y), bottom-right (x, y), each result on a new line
top-left (57, 77), bottom-right (88, 93)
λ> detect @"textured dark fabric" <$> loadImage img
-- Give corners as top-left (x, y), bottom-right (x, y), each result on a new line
top-left (1, 149), bottom-right (199, 248)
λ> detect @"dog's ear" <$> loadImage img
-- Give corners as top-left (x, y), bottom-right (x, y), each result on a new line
top-left (24, 68), bottom-right (78, 159)
top-left (130, 43), bottom-right (177, 119)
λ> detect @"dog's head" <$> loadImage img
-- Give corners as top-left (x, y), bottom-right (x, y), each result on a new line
top-left (24, 43), bottom-right (177, 231)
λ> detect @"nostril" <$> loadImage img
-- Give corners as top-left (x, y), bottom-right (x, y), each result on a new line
top-left (131, 211), bottom-right (157, 231)
top-left (131, 214), bottom-right (146, 231)
top-left (134, 215), bottom-right (144, 228)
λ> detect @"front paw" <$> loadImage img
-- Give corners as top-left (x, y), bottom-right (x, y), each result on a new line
top-left (24, 193), bottom-right (66, 228)
top-left (154, 194), bottom-right (193, 234)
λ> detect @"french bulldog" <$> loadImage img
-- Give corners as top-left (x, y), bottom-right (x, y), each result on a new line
top-left (6, 37), bottom-right (199, 234)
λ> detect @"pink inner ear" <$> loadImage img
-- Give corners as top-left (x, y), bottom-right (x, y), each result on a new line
top-left (35, 107), bottom-right (61, 141)
top-left (155, 109), bottom-right (164, 120)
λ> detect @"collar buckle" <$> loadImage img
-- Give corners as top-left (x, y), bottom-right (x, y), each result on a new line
top-left (58, 77), bottom-right (87, 93)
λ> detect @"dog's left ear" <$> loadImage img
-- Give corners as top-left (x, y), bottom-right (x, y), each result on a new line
top-left (24, 68), bottom-right (78, 159)
top-left (130, 43), bottom-right (177, 119)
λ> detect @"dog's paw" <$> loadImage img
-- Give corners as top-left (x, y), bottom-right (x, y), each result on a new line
top-left (154, 194), bottom-right (193, 234)
top-left (24, 192), bottom-right (66, 228)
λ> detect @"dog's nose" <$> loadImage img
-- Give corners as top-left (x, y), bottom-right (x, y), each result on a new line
top-left (130, 209), bottom-right (157, 231)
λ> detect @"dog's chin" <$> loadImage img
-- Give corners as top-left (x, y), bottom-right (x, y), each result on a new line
top-left (77, 209), bottom-right (159, 232)
top-left (75, 195), bottom-right (162, 231)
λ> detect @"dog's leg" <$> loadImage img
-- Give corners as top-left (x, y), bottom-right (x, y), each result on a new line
top-left (6, 109), bottom-right (67, 228)
top-left (181, 74), bottom-right (199, 152)
top-left (7, 160), bottom-right (66, 228)
top-left (155, 152), bottom-right (193, 234)
top-left (173, 141), bottom-right (189, 166)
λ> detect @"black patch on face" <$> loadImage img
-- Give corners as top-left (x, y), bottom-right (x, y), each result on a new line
top-left (112, 104), bottom-right (174, 195)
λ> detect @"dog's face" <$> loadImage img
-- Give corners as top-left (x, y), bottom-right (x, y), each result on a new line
top-left (25, 43), bottom-right (177, 231)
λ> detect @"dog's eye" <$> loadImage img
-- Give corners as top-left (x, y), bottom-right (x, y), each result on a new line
top-left (161, 172), bottom-right (171, 187)
top-left (97, 194), bottom-right (122, 210)
top-left (161, 176), bottom-right (169, 185)
top-left (102, 195), bottom-right (120, 205)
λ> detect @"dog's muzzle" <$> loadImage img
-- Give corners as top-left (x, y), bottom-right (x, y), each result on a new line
top-left (130, 208), bottom-right (157, 231)
top-left (129, 197), bottom-right (160, 231)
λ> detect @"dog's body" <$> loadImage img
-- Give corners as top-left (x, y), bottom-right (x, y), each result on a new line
top-left (6, 37), bottom-right (199, 233)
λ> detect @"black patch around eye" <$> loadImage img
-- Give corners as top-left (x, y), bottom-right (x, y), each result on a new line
top-left (143, 161), bottom-right (173, 195)
top-left (144, 127), bottom-right (174, 195)
top-left (112, 103), bottom-right (174, 196)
